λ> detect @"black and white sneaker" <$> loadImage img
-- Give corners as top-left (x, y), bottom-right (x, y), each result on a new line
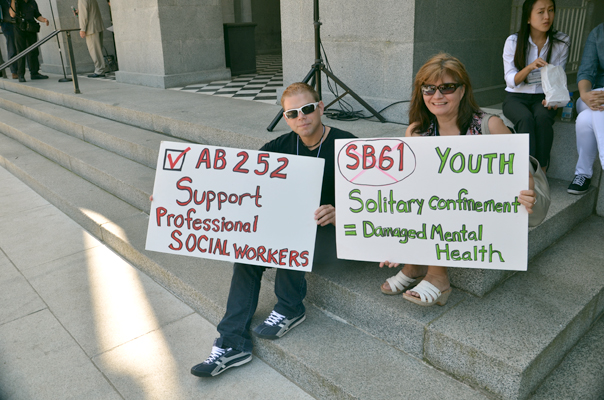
top-left (252, 310), bottom-right (306, 340)
top-left (567, 174), bottom-right (591, 194)
top-left (190, 341), bottom-right (252, 377)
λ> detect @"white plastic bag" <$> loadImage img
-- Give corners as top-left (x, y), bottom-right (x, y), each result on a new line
top-left (541, 65), bottom-right (570, 108)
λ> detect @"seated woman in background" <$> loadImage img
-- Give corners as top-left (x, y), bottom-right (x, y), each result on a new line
top-left (502, 0), bottom-right (569, 172)
top-left (379, 53), bottom-right (546, 307)
top-left (567, 22), bottom-right (604, 195)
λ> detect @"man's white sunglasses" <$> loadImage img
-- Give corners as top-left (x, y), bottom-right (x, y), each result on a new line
top-left (283, 102), bottom-right (320, 119)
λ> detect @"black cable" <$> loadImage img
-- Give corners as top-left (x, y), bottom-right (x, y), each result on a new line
top-left (319, 40), bottom-right (410, 124)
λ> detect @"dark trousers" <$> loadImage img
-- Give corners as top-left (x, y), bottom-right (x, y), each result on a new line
top-left (215, 223), bottom-right (336, 352)
top-left (503, 92), bottom-right (557, 168)
top-left (1, 23), bottom-right (18, 74)
top-left (14, 27), bottom-right (39, 78)
top-left (216, 263), bottom-right (307, 353)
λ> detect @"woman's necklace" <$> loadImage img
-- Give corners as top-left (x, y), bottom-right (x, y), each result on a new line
top-left (297, 125), bottom-right (326, 157)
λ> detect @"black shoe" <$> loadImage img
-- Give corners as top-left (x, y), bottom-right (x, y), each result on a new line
top-left (252, 310), bottom-right (306, 340)
top-left (18, 76), bottom-right (26, 82)
top-left (567, 174), bottom-right (591, 194)
top-left (190, 341), bottom-right (252, 377)
top-left (88, 73), bottom-right (106, 78)
top-left (30, 73), bottom-right (48, 80)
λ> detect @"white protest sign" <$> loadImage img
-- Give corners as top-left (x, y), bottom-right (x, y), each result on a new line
top-left (335, 135), bottom-right (530, 271)
top-left (146, 142), bottom-right (324, 272)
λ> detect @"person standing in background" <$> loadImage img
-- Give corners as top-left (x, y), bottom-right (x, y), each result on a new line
top-left (1, 0), bottom-right (19, 79)
top-left (9, 0), bottom-right (49, 82)
top-left (77, 0), bottom-right (106, 78)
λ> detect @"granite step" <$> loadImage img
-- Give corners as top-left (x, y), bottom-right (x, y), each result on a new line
top-left (0, 83), bottom-right (597, 298)
top-left (426, 215), bottom-right (604, 399)
top-left (0, 107), bottom-right (155, 212)
top-left (529, 313), bottom-right (604, 399)
top-left (0, 132), bottom-right (491, 400)
top-left (0, 89), bottom-right (189, 169)
top-left (1, 106), bottom-right (602, 398)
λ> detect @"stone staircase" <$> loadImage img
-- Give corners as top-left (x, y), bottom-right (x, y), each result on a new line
top-left (0, 77), bottom-right (603, 400)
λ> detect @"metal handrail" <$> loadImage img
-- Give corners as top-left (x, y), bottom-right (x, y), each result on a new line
top-left (0, 28), bottom-right (81, 94)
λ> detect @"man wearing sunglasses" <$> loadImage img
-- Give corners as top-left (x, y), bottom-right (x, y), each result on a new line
top-left (191, 82), bottom-right (355, 378)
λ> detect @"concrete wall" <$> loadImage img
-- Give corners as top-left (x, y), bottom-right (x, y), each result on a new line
top-left (413, 0), bottom-right (513, 108)
top-left (112, 0), bottom-right (230, 89)
top-left (280, 0), bottom-right (415, 124)
top-left (36, 0), bottom-right (115, 75)
top-left (251, 0), bottom-right (281, 55)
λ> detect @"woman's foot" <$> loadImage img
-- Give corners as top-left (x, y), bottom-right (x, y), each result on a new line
top-left (381, 264), bottom-right (427, 294)
top-left (405, 272), bottom-right (450, 300)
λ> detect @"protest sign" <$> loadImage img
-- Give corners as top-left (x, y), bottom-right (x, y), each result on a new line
top-left (146, 142), bottom-right (324, 272)
top-left (335, 135), bottom-right (530, 271)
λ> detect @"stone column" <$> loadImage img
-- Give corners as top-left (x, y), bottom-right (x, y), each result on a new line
top-left (112, 0), bottom-right (230, 89)
top-left (239, 0), bottom-right (253, 22)
top-left (36, 0), bottom-right (115, 75)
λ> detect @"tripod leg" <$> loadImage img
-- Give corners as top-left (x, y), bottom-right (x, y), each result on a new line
top-left (322, 67), bottom-right (387, 122)
top-left (266, 65), bottom-right (320, 132)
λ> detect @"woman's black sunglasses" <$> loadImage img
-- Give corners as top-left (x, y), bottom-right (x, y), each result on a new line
top-left (421, 83), bottom-right (463, 96)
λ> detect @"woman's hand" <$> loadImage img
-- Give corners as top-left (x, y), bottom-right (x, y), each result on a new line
top-left (514, 58), bottom-right (548, 86)
top-left (529, 57), bottom-right (548, 71)
top-left (519, 189), bottom-right (536, 213)
top-left (541, 99), bottom-right (558, 110)
top-left (315, 204), bottom-right (335, 226)
top-left (581, 90), bottom-right (604, 112)
top-left (379, 260), bottom-right (400, 268)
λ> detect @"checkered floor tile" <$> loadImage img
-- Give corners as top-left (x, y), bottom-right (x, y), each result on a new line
top-left (76, 55), bottom-right (283, 104)
top-left (171, 54), bottom-right (283, 104)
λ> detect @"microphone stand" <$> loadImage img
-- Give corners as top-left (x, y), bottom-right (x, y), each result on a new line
top-left (266, 0), bottom-right (385, 131)
top-left (48, 0), bottom-right (72, 82)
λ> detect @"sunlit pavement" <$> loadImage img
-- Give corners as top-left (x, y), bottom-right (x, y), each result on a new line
top-left (0, 165), bottom-right (313, 400)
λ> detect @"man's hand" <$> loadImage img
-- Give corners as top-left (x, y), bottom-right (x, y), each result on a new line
top-left (80, 31), bottom-right (86, 38)
top-left (314, 204), bottom-right (335, 227)
top-left (581, 90), bottom-right (604, 111)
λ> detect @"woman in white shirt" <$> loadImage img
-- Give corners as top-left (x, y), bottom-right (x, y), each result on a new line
top-left (502, 0), bottom-right (569, 172)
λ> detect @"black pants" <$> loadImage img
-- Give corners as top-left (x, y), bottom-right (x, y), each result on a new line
top-left (216, 263), bottom-right (307, 353)
top-left (1, 23), bottom-right (18, 74)
top-left (503, 92), bottom-right (557, 168)
top-left (14, 27), bottom-right (40, 78)
top-left (215, 224), bottom-right (336, 352)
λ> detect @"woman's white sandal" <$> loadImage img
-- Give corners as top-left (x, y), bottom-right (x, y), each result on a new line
top-left (381, 270), bottom-right (423, 295)
top-left (403, 280), bottom-right (452, 306)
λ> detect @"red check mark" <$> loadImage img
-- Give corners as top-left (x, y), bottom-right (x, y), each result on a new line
top-left (167, 147), bottom-right (191, 169)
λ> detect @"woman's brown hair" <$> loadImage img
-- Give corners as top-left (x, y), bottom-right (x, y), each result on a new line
top-left (408, 53), bottom-right (480, 135)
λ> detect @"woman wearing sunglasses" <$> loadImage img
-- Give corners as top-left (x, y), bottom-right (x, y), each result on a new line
top-left (379, 53), bottom-right (540, 306)
top-left (502, 0), bottom-right (569, 173)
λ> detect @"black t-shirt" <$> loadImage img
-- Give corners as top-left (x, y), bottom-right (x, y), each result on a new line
top-left (260, 127), bottom-right (356, 207)
top-left (259, 127), bottom-right (356, 264)
top-left (14, 0), bottom-right (40, 22)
